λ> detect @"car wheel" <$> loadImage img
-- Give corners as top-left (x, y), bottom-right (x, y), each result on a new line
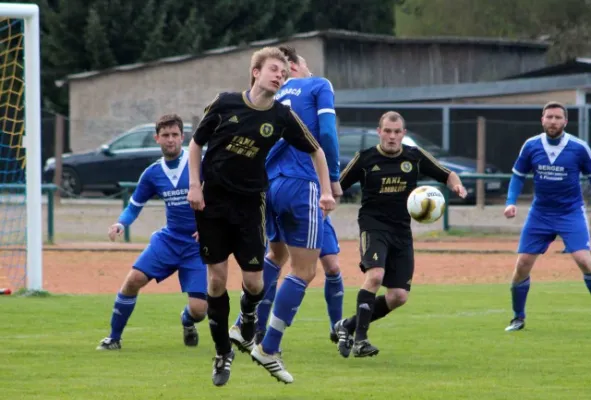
top-left (61, 167), bottom-right (82, 196)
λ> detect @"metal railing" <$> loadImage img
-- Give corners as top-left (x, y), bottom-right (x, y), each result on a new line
top-left (0, 183), bottom-right (58, 244)
top-left (116, 174), bottom-right (523, 242)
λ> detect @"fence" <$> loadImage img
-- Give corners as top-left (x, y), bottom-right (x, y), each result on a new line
top-left (114, 174), bottom-right (523, 243)
top-left (0, 183), bottom-right (57, 244)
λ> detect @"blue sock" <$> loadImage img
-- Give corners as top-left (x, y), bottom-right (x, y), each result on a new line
top-left (109, 293), bottom-right (137, 340)
top-left (511, 277), bottom-right (530, 320)
top-left (261, 274), bottom-right (307, 355)
top-left (234, 257), bottom-right (281, 332)
top-left (181, 305), bottom-right (204, 327)
top-left (584, 273), bottom-right (591, 294)
top-left (324, 272), bottom-right (344, 332)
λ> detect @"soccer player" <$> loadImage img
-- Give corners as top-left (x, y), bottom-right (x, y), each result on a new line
top-left (96, 114), bottom-right (207, 351)
top-left (334, 111), bottom-right (467, 357)
top-left (229, 45), bottom-right (344, 350)
top-left (503, 101), bottom-right (591, 332)
top-left (187, 46), bottom-right (335, 386)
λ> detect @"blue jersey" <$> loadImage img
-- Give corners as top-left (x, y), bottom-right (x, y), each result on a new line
top-left (512, 133), bottom-right (591, 214)
top-left (118, 150), bottom-right (196, 243)
top-left (266, 77), bottom-right (339, 183)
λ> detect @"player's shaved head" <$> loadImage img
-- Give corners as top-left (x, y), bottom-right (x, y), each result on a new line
top-left (378, 111), bottom-right (406, 129)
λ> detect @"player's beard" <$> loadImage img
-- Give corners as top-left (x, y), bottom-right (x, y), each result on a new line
top-left (544, 124), bottom-right (565, 139)
top-left (162, 145), bottom-right (181, 160)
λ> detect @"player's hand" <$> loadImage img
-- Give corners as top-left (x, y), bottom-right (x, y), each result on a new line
top-left (504, 205), bottom-right (517, 219)
top-left (192, 231), bottom-right (199, 242)
top-left (108, 223), bottom-right (124, 242)
top-left (187, 185), bottom-right (205, 211)
top-left (452, 184), bottom-right (467, 199)
top-left (319, 193), bottom-right (336, 217)
top-left (330, 182), bottom-right (343, 205)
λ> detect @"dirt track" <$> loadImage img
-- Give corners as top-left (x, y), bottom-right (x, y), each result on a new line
top-left (7, 238), bottom-right (579, 294)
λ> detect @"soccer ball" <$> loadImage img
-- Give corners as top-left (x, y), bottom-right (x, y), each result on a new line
top-left (406, 186), bottom-right (446, 224)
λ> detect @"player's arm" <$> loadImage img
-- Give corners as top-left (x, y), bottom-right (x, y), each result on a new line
top-left (315, 79), bottom-right (340, 189)
top-left (339, 152), bottom-right (363, 192)
top-left (417, 147), bottom-right (467, 199)
top-left (188, 94), bottom-right (222, 210)
top-left (282, 110), bottom-right (335, 214)
top-left (578, 141), bottom-right (591, 183)
top-left (109, 169), bottom-right (155, 241)
top-left (505, 141), bottom-right (533, 215)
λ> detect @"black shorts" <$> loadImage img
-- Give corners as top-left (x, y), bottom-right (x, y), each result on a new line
top-left (359, 229), bottom-right (414, 291)
top-left (194, 183), bottom-right (266, 272)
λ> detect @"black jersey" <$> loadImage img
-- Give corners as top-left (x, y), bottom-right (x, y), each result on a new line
top-left (193, 91), bottom-right (320, 195)
top-left (340, 144), bottom-right (451, 232)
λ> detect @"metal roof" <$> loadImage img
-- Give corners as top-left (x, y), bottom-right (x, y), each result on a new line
top-left (55, 29), bottom-right (549, 87)
top-left (334, 73), bottom-right (591, 104)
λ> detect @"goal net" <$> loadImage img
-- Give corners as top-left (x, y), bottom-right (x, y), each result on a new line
top-left (0, 3), bottom-right (41, 292)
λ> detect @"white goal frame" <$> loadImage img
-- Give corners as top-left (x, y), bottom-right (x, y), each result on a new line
top-left (0, 3), bottom-right (42, 290)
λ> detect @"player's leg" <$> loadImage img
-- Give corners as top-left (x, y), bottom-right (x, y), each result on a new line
top-left (97, 233), bottom-right (165, 350)
top-left (557, 207), bottom-right (591, 293)
top-left (320, 217), bottom-right (343, 343)
top-left (334, 231), bottom-right (388, 358)
top-left (352, 236), bottom-right (414, 358)
top-left (231, 189), bottom-right (288, 345)
top-left (178, 249), bottom-right (208, 347)
top-left (230, 194), bottom-right (267, 354)
top-left (506, 211), bottom-right (553, 331)
top-left (195, 209), bottom-right (235, 387)
top-left (251, 179), bottom-right (324, 383)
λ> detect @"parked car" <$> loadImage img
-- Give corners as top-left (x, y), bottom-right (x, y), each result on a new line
top-left (338, 126), bottom-right (505, 203)
top-left (43, 123), bottom-right (196, 196)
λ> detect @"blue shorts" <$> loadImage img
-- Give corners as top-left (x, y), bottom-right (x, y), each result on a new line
top-left (266, 176), bottom-right (325, 250)
top-left (518, 207), bottom-right (590, 254)
top-left (320, 216), bottom-right (340, 258)
top-left (133, 230), bottom-right (207, 295)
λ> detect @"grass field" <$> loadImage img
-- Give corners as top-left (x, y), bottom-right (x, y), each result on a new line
top-left (3, 282), bottom-right (590, 400)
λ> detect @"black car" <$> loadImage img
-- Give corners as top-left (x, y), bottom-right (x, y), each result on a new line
top-left (338, 127), bottom-right (505, 203)
top-left (43, 123), bottom-right (195, 196)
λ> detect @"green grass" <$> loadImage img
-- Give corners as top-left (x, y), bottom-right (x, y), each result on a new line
top-left (2, 282), bottom-right (589, 399)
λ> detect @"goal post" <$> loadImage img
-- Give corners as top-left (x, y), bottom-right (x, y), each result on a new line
top-left (0, 3), bottom-right (42, 291)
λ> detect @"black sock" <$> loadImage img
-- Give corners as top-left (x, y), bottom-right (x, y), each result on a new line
top-left (344, 295), bottom-right (391, 334)
top-left (371, 295), bottom-right (391, 322)
top-left (207, 291), bottom-right (231, 355)
top-left (239, 285), bottom-right (264, 341)
top-left (354, 289), bottom-right (376, 342)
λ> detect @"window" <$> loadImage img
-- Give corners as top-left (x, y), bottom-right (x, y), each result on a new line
top-left (110, 130), bottom-right (152, 151)
top-left (364, 134), bottom-right (379, 149)
top-left (338, 134), bottom-right (362, 157)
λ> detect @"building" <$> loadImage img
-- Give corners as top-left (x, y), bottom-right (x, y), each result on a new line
top-left (56, 29), bottom-right (549, 152)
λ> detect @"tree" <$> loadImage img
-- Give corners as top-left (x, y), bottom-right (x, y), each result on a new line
top-left (84, 5), bottom-right (116, 70)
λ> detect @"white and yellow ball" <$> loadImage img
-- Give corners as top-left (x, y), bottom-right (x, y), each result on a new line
top-left (406, 185), bottom-right (446, 224)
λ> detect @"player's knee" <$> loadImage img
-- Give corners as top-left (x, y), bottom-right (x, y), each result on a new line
top-left (321, 255), bottom-right (340, 275)
top-left (385, 289), bottom-right (408, 309)
top-left (242, 271), bottom-right (264, 294)
top-left (267, 243), bottom-right (289, 266)
top-left (571, 250), bottom-right (591, 273)
top-left (363, 268), bottom-right (384, 291)
top-left (514, 254), bottom-right (536, 279)
top-left (188, 297), bottom-right (207, 320)
top-left (121, 269), bottom-right (149, 295)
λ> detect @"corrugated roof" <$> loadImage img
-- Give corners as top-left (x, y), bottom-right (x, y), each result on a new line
top-left (504, 58), bottom-right (591, 79)
top-left (334, 73), bottom-right (591, 104)
top-left (55, 29), bottom-right (549, 87)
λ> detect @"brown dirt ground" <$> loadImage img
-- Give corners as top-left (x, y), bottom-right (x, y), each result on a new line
top-left (0, 238), bottom-right (581, 294)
